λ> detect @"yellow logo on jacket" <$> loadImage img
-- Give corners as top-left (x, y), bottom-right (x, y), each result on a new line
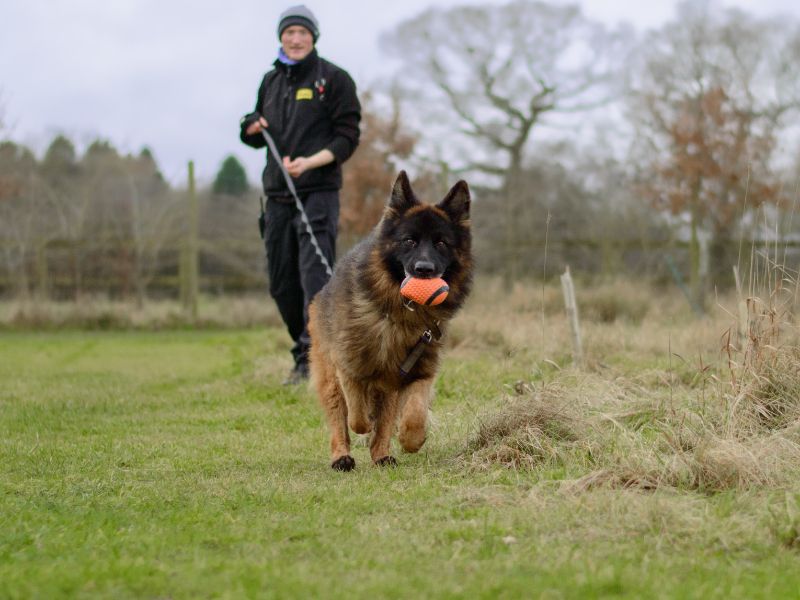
top-left (296, 88), bottom-right (313, 100)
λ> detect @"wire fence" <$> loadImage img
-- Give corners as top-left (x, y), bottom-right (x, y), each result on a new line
top-left (3, 236), bottom-right (797, 300)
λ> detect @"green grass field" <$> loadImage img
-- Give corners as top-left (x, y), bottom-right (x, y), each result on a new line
top-left (2, 284), bottom-right (800, 598)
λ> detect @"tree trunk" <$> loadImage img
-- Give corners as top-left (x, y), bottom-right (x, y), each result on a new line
top-left (688, 182), bottom-right (706, 314)
top-left (503, 158), bottom-right (523, 290)
top-left (35, 241), bottom-right (49, 300)
top-left (73, 244), bottom-right (84, 301)
top-left (16, 249), bottom-right (31, 301)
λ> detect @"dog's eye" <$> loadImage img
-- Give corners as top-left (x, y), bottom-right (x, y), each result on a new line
top-left (435, 240), bottom-right (448, 250)
top-left (403, 238), bottom-right (417, 247)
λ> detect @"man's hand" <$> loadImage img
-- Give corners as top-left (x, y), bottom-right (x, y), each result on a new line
top-left (283, 156), bottom-right (313, 178)
top-left (245, 116), bottom-right (268, 136)
top-left (282, 149), bottom-right (335, 178)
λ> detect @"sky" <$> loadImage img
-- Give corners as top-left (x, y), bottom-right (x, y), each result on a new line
top-left (1, 0), bottom-right (799, 187)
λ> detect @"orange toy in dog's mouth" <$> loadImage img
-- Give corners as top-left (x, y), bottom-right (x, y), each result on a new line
top-left (400, 276), bottom-right (449, 306)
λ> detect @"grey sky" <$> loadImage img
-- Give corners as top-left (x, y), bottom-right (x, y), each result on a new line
top-left (1, 0), bottom-right (798, 186)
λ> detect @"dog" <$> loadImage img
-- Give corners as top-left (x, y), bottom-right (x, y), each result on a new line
top-left (308, 171), bottom-right (472, 470)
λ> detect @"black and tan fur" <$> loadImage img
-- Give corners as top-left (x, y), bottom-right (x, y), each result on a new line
top-left (308, 171), bottom-right (472, 470)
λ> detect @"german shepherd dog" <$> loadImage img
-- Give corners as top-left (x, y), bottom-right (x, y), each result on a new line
top-left (308, 171), bottom-right (472, 470)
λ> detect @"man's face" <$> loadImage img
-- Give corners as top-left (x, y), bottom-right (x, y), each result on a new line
top-left (281, 25), bottom-right (314, 61)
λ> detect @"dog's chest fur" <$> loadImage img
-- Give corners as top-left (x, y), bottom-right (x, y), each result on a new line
top-left (332, 288), bottom-right (443, 385)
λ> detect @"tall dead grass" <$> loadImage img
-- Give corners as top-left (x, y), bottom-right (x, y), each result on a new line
top-left (0, 295), bottom-right (283, 330)
top-left (458, 263), bottom-right (800, 495)
top-left (723, 258), bottom-right (800, 436)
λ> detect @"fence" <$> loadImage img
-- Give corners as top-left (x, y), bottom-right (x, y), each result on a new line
top-left (3, 236), bottom-right (797, 301)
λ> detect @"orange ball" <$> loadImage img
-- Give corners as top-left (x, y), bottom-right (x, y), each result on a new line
top-left (400, 276), bottom-right (449, 306)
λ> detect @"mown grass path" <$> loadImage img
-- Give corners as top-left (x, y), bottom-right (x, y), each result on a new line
top-left (2, 330), bottom-right (799, 598)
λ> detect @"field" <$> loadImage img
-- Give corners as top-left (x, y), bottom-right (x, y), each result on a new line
top-left (2, 279), bottom-right (800, 598)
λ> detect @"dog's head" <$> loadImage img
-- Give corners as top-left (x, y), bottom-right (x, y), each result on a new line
top-left (379, 171), bottom-right (471, 282)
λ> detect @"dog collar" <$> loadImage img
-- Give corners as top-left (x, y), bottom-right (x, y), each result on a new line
top-left (399, 320), bottom-right (441, 378)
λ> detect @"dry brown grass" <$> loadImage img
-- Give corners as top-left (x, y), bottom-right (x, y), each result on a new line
top-left (455, 271), bottom-right (800, 495)
top-left (4, 270), bottom-right (799, 498)
top-left (463, 382), bottom-right (584, 469)
top-left (460, 371), bottom-right (800, 494)
top-left (0, 295), bottom-right (283, 330)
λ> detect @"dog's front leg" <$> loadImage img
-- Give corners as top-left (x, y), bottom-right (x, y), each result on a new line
top-left (324, 391), bottom-right (354, 471)
top-left (313, 361), bottom-right (354, 471)
top-left (398, 377), bottom-right (433, 453)
top-left (369, 392), bottom-right (400, 466)
top-left (337, 374), bottom-right (373, 434)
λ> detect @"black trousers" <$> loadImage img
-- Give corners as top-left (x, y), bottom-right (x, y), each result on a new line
top-left (264, 190), bottom-right (338, 367)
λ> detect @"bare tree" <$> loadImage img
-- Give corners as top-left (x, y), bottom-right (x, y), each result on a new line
top-left (125, 150), bottom-right (181, 305)
top-left (70, 140), bottom-right (180, 301)
top-left (381, 1), bottom-right (631, 188)
top-left (38, 135), bottom-right (87, 298)
top-left (0, 142), bottom-right (53, 299)
top-left (339, 90), bottom-right (421, 243)
top-left (629, 0), bottom-right (800, 309)
top-left (381, 1), bottom-right (631, 283)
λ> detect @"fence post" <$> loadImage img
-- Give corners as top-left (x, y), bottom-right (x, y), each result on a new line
top-left (560, 266), bottom-right (584, 368)
top-left (182, 161), bottom-right (199, 319)
top-left (733, 265), bottom-right (748, 348)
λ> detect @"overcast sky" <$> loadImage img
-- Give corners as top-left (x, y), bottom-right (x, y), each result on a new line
top-left (2, 0), bottom-right (799, 187)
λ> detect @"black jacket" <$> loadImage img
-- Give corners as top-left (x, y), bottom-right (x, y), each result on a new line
top-left (240, 49), bottom-right (361, 196)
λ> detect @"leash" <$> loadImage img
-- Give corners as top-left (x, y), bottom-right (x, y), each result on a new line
top-left (260, 128), bottom-right (333, 277)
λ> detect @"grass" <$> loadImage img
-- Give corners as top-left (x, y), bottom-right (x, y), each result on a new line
top-left (2, 278), bottom-right (800, 598)
top-left (0, 295), bottom-right (284, 331)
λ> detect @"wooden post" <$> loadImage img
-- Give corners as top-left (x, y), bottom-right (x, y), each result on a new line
top-left (733, 265), bottom-right (748, 348)
top-left (182, 161), bottom-right (199, 320)
top-left (560, 266), bottom-right (584, 368)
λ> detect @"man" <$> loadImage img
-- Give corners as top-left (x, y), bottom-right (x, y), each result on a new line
top-left (240, 5), bottom-right (361, 384)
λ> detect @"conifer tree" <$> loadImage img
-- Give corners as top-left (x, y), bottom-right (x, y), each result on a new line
top-left (212, 155), bottom-right (248, 197)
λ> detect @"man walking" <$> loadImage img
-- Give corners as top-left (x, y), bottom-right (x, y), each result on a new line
top-left (240, 5), bottom-right (361, 384)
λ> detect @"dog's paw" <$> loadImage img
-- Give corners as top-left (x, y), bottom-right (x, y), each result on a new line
top-left (374, 456), bottom-right (398, 467)
top-left (331, 455), bottom-right (356, 471)
top-left (399, 428), bottom-right (426, 453)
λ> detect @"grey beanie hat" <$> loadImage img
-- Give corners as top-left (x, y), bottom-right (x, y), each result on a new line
top-left (278, 5), bottom-right (320, 42)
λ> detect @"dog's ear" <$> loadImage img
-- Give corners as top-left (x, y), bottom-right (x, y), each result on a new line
top-left (388, 171), bottom-right (419, 214)
top-left (437, 180), bottom-right (470, 223)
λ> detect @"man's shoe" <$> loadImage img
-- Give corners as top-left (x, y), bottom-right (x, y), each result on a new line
top-left (282, 362), bottom-right (309, 386)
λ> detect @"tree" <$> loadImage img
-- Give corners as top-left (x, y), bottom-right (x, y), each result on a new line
top-left (629, 1), bottom-right (800, 309)
top-left (42, 135), bottom-right (78, 177)
top-left (381, 1), bottom-right (631, 283)
top-left (381, 1), bottom-right (630, 188)
top-left (0, 141), bottom-right (47, 298)
top-left (212, 155), bottom-right (249, 197)
top-left (74, 138), bottom-right (179, 302)
top-left (339, 90), bottom-right (421, 242)
top-left (471, 144), bottom-right (669, 280)
top-left (124, 148), bottom-right (178, 305)
top-left (138, 147), bottom-right (166, 184)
